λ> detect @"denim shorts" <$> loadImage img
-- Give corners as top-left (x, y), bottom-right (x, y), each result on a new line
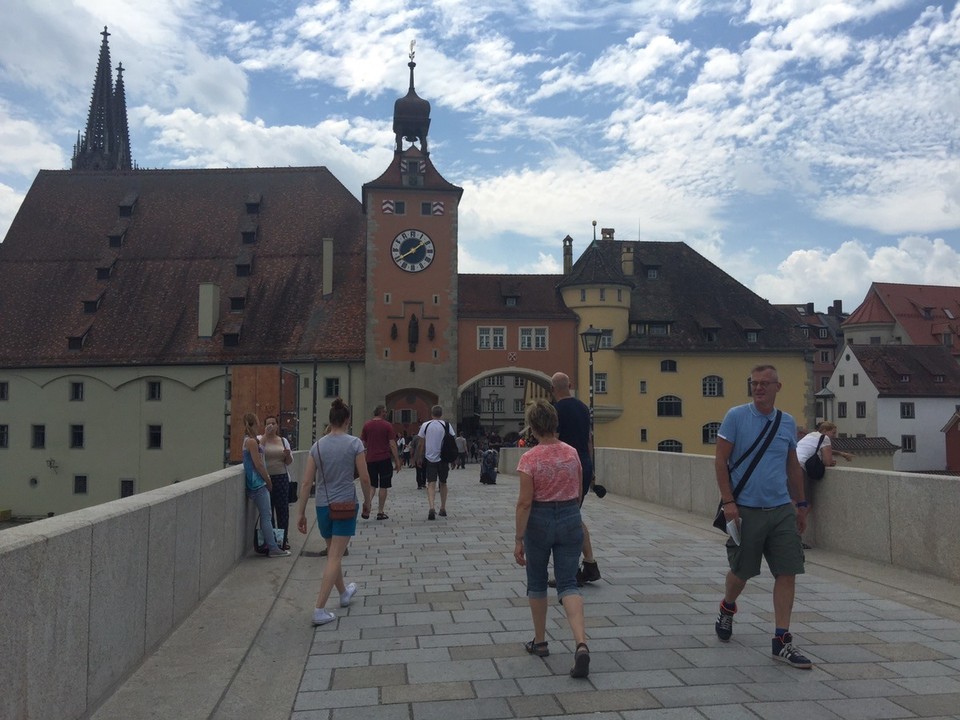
top-left (524, 499), bottom-right (583, 600)
top-left (316, 504), bottom-right (358, 539)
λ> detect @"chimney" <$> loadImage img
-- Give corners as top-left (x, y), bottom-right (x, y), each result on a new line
top-left (805, 302), bottom-right (814, 315)
top-left (322, 238), bottom-right (334, 295)
top-left (562, 236), bottom-right (572, 274)
top-left (833, 299), bottom-right (843, 316)
top-left (601, 227), bottom-right (615, 240)
top-left (198, 283), bottom-right (219, 337)
top-left (621, 243), bottom-right (634, 276)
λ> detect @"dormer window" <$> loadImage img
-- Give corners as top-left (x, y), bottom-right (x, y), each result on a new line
top-left (241, 228), bottom-right (258, 244)
top-left (934, 374), bottom-right (945, 383)
top-left (96, 261), bottom-right (116, 280)
top-left (83, 294), bottom-right (104, 314)
top-left (505, 296), bottom-right (518, 307)
top-left (68, 328), bottom-right (90, 350)
top-left (900, 374), bottom-right (910, 382)
top-left (818, 328), bottom-right (828, 338)
top-left (236, 262), bottom-right (251, 277)
top-left (245, 193), bottom-right (261, 214)
top-left (746, 330), bottom-right (759, 343)
top-left (230, 297), bottom-right (245, 312)
top-left (118, 191), bottom-right (138, 218)
top-left (646, 267), bottom-right (659, 279)
top-left (703, 329), bottom-right (718, 342)
top-left (650, 323), bottom-right (669, 336)
top-left (223, 333), bottom-right (240, 347)
top-left (108, 229), bottom-right (126, 248)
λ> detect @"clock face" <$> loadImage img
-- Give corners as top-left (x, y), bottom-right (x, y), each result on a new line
top-left (391, 229), bottom-right (435, 272)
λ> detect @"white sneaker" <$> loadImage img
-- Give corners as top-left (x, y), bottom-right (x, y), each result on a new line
top-left (312, 608), bottom-right (336, 626)
top-left (268, 548), bottom-right (291, 558)
top-left (340, 582), bottom-right (358, 607)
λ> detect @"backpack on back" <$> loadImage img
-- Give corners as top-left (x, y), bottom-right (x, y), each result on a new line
top-left (439, 421), bottom-right (459, 464)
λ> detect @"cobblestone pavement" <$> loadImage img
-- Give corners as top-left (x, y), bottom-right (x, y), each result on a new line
top-left (291, 468), bottom-right (960, 720)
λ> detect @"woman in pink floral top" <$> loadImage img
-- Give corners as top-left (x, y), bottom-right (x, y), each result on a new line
top-left (514, 399), bottom-right (590, 679)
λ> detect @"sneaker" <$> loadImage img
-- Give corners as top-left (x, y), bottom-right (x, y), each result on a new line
top-left (267, 548), bottom-right (291, 558)
top-left (438, 509), bottom-right (447, 517)
top-left (772, 633), bottom-right (813, 669)
top-left (715, 602), bottom-right (735, 642)
top-left (312, 608), bottom-right (336, 626)
top-left (579, 560), bottom-right (601, 583)
top-left (428, 509), bottom-right (436, 520)
top-left (340, 582), bottom-right (358, 607)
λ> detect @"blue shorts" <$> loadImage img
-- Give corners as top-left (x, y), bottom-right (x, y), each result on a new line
top-left (316, 504), bottom-right (358, 539)
top-left (524, 499), bottom-right (583, 600)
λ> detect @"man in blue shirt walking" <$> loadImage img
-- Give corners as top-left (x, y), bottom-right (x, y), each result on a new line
top-left (714, 364), bottom-right (812, 669)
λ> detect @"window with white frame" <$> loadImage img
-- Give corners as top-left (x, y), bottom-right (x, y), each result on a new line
top-left (658, 439), bottom-right (682, 452)
top-left (595, 373), bottom-right (607, 393)
top-left (514, 377), bottom-right (525, 387)
top-left (486, 376), bottom-right (504, 386)
top-left (513, 399), bottom-right (524, 413)
top-left (600, 329), bottom-right (613, 348)
top-left (478, 327), bottom-right (491, 349)
top-left (702, 422), bottom-right (721, 444)
top-left (702, 375), bottom-right (724, 397)
top-left (657, 395), bottom-right (682, 417)
top-left (900, 402), bottom-right (915, 419)
top-left (519, 328), bottom-right (533, 350)
top-left (901, 435), bottom-right (916, 452)
top-left (492, 327), bottom-right (505, 349)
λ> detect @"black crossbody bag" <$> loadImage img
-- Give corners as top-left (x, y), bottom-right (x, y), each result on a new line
top-left (712, 410), bottom-right (782, 532)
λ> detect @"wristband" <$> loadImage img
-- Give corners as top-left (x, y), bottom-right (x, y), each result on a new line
top-left (721, 500), bottom-right (736, 506)
top-left (795, 500), bottom-right (809, 508)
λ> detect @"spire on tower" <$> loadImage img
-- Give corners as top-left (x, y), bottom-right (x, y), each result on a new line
top-left (72, 26), bottom-right (133, 171)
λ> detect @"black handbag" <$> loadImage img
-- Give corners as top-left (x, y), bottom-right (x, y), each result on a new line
top-left (713, 411), bottom-right (782, 532)
top-left (804, 435), bottom-right (826, 480)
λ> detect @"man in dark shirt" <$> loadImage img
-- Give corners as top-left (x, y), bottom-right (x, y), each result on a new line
top-left (360, 405), bottom-right (402, 520)
top-left (552, 372), bottom-right (601, 584)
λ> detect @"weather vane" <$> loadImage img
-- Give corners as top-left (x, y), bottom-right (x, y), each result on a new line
top-left (409, 39), bottom-right (416, 62)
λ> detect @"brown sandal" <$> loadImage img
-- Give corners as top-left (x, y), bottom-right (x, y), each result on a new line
top-left (524, 639), bottom-right (549, 657)
top-left (570, 642), bottom-right (590, 678)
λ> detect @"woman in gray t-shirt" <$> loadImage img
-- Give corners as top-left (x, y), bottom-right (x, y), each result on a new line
top-left (296, 398), bottom-right (373, 626)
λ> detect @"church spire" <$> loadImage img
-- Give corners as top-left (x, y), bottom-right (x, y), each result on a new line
top-left (72, 26), bottom-right (132, 171)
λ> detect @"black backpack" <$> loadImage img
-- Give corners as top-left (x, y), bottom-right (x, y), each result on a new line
top-left (439, 421), bottom-right (459, 463)
top-left (804, 434), bottom-right (827, 480)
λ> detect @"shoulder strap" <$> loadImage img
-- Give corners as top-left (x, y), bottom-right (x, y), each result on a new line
top-left (729, 410), bottom-right (782, 500)
top-left (815, 434), bottom-right (825, 451)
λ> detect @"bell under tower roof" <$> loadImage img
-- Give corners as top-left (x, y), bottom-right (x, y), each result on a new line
top-left (392, 40), bottom-right (431, 153)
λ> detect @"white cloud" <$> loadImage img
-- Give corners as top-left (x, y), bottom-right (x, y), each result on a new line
top-left (0, 183), bottom-right (26, 242)
top-left (751, 236), bottom-right (960, 307)
top-left (0, 106), bottom-right (65, 176)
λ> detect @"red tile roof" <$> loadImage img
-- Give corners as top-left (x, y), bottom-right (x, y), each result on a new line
top-left (844, 282), bottom-right (960, 353)
top-left (849, 344), bottom-right (960, 397)
top-left (0, 168), bottom-right (366, 367)
top-left (458, 274), bottom-right (576, 318)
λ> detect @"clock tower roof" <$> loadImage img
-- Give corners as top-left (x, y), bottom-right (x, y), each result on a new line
top-left (393, 49), bottom-right (431, 153)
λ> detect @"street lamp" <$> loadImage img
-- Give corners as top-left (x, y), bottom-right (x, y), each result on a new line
top-left (489, 391), bottom-right (499, 438)
top-left (580, 325), bottom-right (603, 466)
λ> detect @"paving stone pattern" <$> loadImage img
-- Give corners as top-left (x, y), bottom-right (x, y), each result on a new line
top-left (291, 468), bottom-right (960, 719)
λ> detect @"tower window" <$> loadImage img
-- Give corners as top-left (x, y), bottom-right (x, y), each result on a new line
top-left (147, 381), bottom-right (162, 401)
top-left (70, 382), bottom-right (84, 401)
top-left (230, 297), bottom-right (245, 312)
top-left (147, 425), bottom-right (162, 449)
top-left (70, 424), bottom-right (85, 449)
top-left (421, 202), bottom-right (432, 215)
top-left (74, 475), bottom-right (88, 494)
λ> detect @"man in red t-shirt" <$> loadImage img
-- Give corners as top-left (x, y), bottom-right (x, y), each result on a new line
top-left (360, 405), bottom-right (402, 520)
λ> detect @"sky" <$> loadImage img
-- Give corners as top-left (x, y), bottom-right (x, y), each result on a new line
top-left (1, 0), bottom-right (958, 313)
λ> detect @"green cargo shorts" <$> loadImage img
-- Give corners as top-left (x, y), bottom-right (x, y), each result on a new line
top-left (727, 504), bottom-right (805, 580)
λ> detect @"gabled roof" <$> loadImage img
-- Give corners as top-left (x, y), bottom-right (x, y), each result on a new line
top-left (565, 239), bottom-right (806, 352)
top-left (459, 274), bottom-right (577, 319)
top-left (0, 167), bottom-right (366, 367)
top-left (848, 344), bottom-right (960, 397)
top-left (844, 282), bottom-right (960, 353)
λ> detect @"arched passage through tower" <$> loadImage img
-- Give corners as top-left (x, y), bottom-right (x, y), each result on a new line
top-left (457, 368), bottom-right (553, 443)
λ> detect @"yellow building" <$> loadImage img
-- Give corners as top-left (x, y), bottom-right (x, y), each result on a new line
top-left (560, 230), bottom-right (811, 454)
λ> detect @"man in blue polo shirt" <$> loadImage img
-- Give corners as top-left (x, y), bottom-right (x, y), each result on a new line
top-left (714, 364), bottom-right (812, 669)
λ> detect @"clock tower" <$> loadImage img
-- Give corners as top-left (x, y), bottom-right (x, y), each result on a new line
top-left (362, 44), bottom-right (463, 430)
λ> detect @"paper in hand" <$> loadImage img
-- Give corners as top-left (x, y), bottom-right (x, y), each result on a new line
top-left (726, 518), bottom-right (741, 546)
